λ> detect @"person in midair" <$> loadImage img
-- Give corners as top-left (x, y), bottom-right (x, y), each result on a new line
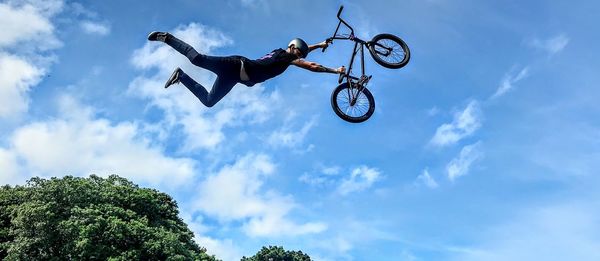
top-left (147, 31), bottom-right (345, 107)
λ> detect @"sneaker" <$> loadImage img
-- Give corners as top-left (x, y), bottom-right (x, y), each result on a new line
top-left (148, 31), bottom-right (169, 42)
top-left (165, 68), bottom-right (182, 88)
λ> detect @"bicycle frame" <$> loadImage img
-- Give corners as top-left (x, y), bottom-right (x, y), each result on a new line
top-left (328, 5), bottom-right (371, 105)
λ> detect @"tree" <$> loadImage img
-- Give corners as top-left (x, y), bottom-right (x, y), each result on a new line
top-left (0, 175), bottom-right (218, 261)
top-left (241, 246), bottom-right (312, 261)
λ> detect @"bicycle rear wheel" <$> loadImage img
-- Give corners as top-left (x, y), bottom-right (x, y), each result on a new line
top-left (331, 82), bottom-right (375, 123)
top-left (368, 33), bottom-right (410, 69)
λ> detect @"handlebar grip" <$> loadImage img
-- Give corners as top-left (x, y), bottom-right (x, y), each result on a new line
top-left (337, 5), bottom-right (344, 18)
top-left (322, 38), bottom-right (333, 52)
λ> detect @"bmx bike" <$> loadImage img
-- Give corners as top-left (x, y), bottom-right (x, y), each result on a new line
top-left (323, 5), bottom-right (410, 123)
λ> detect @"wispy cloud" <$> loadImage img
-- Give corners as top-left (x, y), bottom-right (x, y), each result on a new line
top-left (491, 66), bottom-right (529, 99)
top-left (268, 116), bottom-right (317, 150)
top-left (449, 203), bottom-right (600, 261)
top-left (338, 166), bottom-right (382, 195)
top-left (80, 20), bottom-right (110, 36)
top-left (240, 0), bottom-right (270, 10)
top-left (447, 141), bottom-right (483, 181)
top-left (301, 164), bottom-right (382, 195)
top-left (528, 34), bottom-right (570, 56)
top-left (416, 168), bottom-right (439, 189)
top-left (69, 2), bottom-right (97, 18)
top-left (299, 164), bottom-right (342, 186)
top-left (322, 165), bottom-right (341, 175)
top-left (315, 218), bottom-right (401, 258)
top-left (428, 106), bottom-right (440, 117)
top-left (430, 101), bottom-right (482, 147)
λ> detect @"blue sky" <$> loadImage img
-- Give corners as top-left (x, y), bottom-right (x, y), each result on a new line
top-left (1, 0), bottom-right (600, 260)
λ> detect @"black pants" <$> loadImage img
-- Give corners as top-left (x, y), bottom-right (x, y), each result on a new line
top-left (166, 34), bottom-right (243, 107)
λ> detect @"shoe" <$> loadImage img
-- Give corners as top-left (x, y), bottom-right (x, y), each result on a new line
top-left (148, 31), bottom-right (169, 42)
top-left (165, 68), bottom-right (182, 88)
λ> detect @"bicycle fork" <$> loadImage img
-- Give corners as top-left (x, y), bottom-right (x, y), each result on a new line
top-left (342, 38), bottom-right (373, 106)
top-left (347, 75), bottom-right (372, 106)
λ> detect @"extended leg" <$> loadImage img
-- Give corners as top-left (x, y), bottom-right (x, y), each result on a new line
top-left (162, 34), bottom-right (240, 76)
top-left (149, 32), bottom-right (241, 79)
top-left (179, 71), bottom-right (237, 107)
top-left (162, 34), bottom-right (202, 64)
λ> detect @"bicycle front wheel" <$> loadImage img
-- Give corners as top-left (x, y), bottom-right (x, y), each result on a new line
top-left (368, 33), bottom-right (410, 69)
top-left (331, 82), bottom-right (375, 123)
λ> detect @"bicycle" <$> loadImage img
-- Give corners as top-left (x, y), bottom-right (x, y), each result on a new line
top-left (322, 5), bottom-right (410, 123)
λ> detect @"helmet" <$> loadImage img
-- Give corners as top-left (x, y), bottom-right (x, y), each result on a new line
top-left (288, 38), bottom-right (309, 58)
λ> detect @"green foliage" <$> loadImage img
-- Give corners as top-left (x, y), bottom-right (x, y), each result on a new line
top-left (0, 175), bottom-right (218, 261)
top-left (241, 246), bottom-right (312, 261)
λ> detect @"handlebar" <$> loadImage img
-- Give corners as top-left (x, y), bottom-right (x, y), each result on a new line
top-left (330, 5), bottom-right (354, 42)
top-left (324, 5), bottom-right (347, 53)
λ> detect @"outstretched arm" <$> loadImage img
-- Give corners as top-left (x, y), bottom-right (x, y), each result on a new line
top-left (291, 59), bottom-right (345, 74)
top-left (307, 40), bottom-right (331, 53)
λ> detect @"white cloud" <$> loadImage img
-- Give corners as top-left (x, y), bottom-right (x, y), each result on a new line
top-left (338, 166), bottom-right (382, 195)
top-left (298, 172), bottom-right (328, 186)
top-left (430, 101), bottom-right (482, 147)
top-left (181, 214), bottom-right (243, 261)
top-left (268, 116), bottom-right (317, 149)
top-left (299, 165), bottom-right (342, 186)
top-left (321, 165), bottom-right (341, 176)
top-left (0, 1), bottom-right (60, 49)
top-left (69, 2), bottom-right (97, 18)
top-left (447, 141), bottom-right (483, 181)
top-left (0, 148), bottom-right (22, 185)
top-left (12, 0), bottom-right (65, 16)
top-left (416, 168), bottom-right (439, 189)
top-left (129, 23), bottom-right (279, 151)
top-left (194, 153), bottom-right (327, 237)
top-left (491, 66), bottom-right (529, 99)
top-left (0, 53), bottom-right (44, 118)
top-left (80, 20), bottom-right (110, 36)
top-left (6, 95), bottom-right (196, 187)
top-left (195, 235), bottom-right (241, 261)
top-left (0, 0), bottom-right (63, 119)
top-left (528, 34), bottom-right (570, 56)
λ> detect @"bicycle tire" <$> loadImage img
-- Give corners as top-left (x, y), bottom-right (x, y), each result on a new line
top-left (368, 33), bottom-right (410, 69)
top-left (331, 82), bottom-right (375, 123)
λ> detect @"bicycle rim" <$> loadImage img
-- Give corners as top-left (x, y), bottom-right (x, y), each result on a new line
top-left (331, 83), bottom-right (375, 123)
top-left (372, 38), bottom-right (407, 65)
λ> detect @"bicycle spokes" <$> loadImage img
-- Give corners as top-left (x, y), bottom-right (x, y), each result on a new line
top-left (338, 87), bottom-right (370, 117)
top-left (372, 39), bottom-right (406, 65)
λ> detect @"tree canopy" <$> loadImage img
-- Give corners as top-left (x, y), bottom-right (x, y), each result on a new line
top-left (241, 246), bottom-right (312, 261)
top-left (0, 175), bottom-right (217, 261)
